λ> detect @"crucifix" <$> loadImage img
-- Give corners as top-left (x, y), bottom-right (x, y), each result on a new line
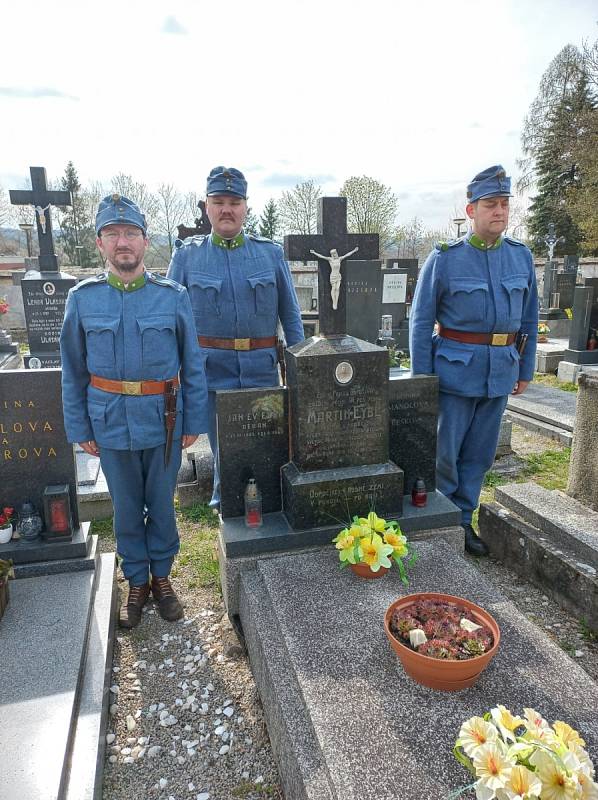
top-left (9, 166), bottom-right (72, 271)
top-left (543, 222), bottom-right (565, 262)
top-left (284, 197), bottom-right (379, 335)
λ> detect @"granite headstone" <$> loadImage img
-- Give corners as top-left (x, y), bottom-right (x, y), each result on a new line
top-left (21, 271), bottom-right (76, 366)
top-left (344, 260), bottom-right (382, 343)
top-left (216, 387), bottom-right (288, 519)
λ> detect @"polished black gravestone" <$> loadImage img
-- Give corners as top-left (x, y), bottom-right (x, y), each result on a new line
top-left (0, 369), bottom-right (90, 566)
top-left (565, 280), bottom-right (598, 365)
top-left (216, 387), bottom-right (288, 519)
top-left (388, 371), bottom-right (438, 495)
top-left (21, 271), bottom-right (77, 366)
top-left (555, 272), bottom-right (576, 310)
top-left (381, 266), bottom-right (408, 345)
top-left (284, 197), bottom-right (379, 335)
top-left (344, 260), bottom-right (382, 343)
top-left (385, 257), bottom-right (419, 302)
top-left (281, 336), bottom-right (403, 529)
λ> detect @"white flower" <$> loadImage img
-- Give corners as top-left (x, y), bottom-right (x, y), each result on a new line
top-left (473, 743), bottom-right (515, 795)
top-left (458, 716), bottom-right (499, 758)
top-left (494, 765), bottom-right (542, 799)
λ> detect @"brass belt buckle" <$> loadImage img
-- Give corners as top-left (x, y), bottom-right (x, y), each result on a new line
top-left (234, 338), bottom-right (251, 350)
top-left (122, 380), bottom-right (142, 395)
top-left (491, 333), bottom-right (508, 346)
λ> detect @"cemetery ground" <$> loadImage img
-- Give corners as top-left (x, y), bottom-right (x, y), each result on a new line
top-left (94, 420), bottom-right (597, 800)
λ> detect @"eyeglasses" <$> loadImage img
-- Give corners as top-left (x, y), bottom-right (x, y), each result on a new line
top-left (102, 229), bottom-right (144, 241)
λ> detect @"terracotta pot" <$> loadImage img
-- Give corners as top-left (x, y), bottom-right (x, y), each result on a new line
top-left (384, 592), bottom-right (500, 691)
top-left (350, 562), bottom-right (389, 579)
top-left (537, 334), bottom-right (548, 343)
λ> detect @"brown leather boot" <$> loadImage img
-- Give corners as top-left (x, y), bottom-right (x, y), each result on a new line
top-left (119, 583), bottom-right (150, 629)
top-left (151, 575), bottom-right (184, 621)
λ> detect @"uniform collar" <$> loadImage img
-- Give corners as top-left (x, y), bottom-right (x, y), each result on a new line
top-left (107, 270), bottom-right (147, 292)
top-left (211, 232), bottom-right (245, 249)
top-left (467, 232), bottom-right (503, 251)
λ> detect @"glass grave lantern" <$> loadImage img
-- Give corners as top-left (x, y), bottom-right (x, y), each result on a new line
top-left (42, 484), bottom-right (74, 542)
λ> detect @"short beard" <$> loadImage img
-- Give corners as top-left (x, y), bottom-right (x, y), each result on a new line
top-left (111, 253), bottom-right (143, 273)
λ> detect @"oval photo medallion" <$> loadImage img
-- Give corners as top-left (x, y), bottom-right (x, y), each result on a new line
top-left (335, 361), bottom-right (354, 385)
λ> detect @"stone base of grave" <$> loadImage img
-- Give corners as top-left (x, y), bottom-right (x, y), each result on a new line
top-left (0, 523), bottom-right (97, 577)
top-left (218, 490), bottom-right (462, 616)
top-left (558, 360), bottom-right (598, 385)
top-left (281, 460), bottom-right (404, 529)
top-left (238, 541), bottom-right (598, 800)
top-left (479, 482), bottom-right (598, 630)
top-left (563, 348), bottom-right (598, 366)
top-left (535, 337), bottom-right (568, 374)
top-left (0, 552), bottom-right (117, 800)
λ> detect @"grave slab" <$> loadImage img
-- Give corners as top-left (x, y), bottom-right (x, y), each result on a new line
top-left (240, 541), bottom-right (598, 800)
top-left (0, 569), bottom-right (96, 800)
top-left (506, 381), bottom-right (577, 432)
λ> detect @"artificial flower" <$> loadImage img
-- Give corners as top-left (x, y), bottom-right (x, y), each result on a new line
top-left (332, 530), bottom-right (357, 564)
top-left (553, 721), bottom-right (586, 749)
top-left (491, 705), bottom-right (526, 743)
top-left (332, 511), bottom-right (415, 580)
top-left (384, 529), bottom-right (408, 558)
top-left (458, 717), bottom-right (499, 758)
top-left (495, 764), bottom-right (542, 799)
top-left (530, 750), bottom-right (578, 800)
top-left (472, 743), bottom-right (514, 794)
top-left (358, 511), bottom-right (386, 533)
top-left (358, 533), bottom-right (393, 572)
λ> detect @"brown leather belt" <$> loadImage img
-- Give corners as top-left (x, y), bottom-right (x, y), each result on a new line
top-left (198, 335), bottom-right (277, 351)
top-left (90, 375), bottom-right (180, 395)
top-left (438, 326), bottom-right (517, 346)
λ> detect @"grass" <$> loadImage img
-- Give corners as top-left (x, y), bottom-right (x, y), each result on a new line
top-left (90, 517), bottom-right (114, 539)
top-left (173, 502), bottom-right (220, 590)
top-left (231, 782), bottom-right (278, 798)
top-left (532, 372), bottom-right (578, 392)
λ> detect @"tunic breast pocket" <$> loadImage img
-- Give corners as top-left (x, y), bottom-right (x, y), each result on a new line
top-left (501, 274), bottom-right (528, 321)
top-left (82, 315), bottom-right (120, 371)
top-left (247, 271), bottom-right (276, 316)
top-left (188, 274), bottom-right (223, 318)
top-left (137, 315), bottom-right (176, 368)
top-left (448, 277), bottom-right (488, 324)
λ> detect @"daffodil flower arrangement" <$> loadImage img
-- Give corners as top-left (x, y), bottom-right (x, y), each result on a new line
top-left (332, 512), bottom-right (416, 584)
top-left (537, 322), bottom-right (551, 335)
top-left (451, 705), bottom-right (597, 800)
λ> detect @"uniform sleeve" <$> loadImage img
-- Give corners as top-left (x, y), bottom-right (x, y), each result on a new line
top-left (275, 250), bottom-right (304, 346)
top-left (59, 290), bottom-right (94, 443)
top-left (167, 246), bottom-right (188, 288)
top-left (176, 288), bottom-right (208, 434)
top-left (409, 250), bottom-right (440, 375)
top-left (517, 248), bottom-right (539, 382)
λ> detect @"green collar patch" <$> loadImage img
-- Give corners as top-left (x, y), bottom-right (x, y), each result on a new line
top-left (211, 232), bottom-right (245, 249)
top-left (468, 233), bottom-right (502, 251)
top-left (107, 271), bottom-right (147, 292)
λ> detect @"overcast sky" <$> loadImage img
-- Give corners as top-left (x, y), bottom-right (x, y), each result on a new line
top-left (1, 0), bottom-right (596, 230)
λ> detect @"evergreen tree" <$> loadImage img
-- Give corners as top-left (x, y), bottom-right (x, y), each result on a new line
top-left (259, 199), bottom-right (280, 240)
top-left (58, 161), bottom-right (99, 266)
top-left (244, 207), bottom-right (259, 236)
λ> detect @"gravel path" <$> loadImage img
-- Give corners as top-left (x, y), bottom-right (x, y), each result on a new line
top-left (99, 425), bottom-right (597, 800)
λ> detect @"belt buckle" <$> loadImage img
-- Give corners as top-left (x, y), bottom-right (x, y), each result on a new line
top-left (122, 380), bottom-right (142, 395)
top-left (491, 333), bottom-right (508, 346)
top-left (234, 338), bottom-right (251, 351)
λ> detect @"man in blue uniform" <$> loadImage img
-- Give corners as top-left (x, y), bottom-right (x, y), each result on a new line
top-left (60, 195), bottom-right (208, 628)
top-left (409, 165), bottom-right (538, 555)
top-left (167, 167), bottom-right (304, 508)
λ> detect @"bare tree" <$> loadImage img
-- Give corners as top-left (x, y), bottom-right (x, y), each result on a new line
top-left (340, 175), bottom-right (398, 254)
top-left (396, 216), bottom-right (426, 258)
top-left (154, 183), bottom-right (186, 253)
top-left (0, 184), bottom-right (11, 228)
top-left (278, 179), bottom-right (321, 235)
top-left (110, 173), bottom-right (159, 231)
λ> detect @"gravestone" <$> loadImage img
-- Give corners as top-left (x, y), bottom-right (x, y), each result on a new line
top-left (344, 260), bottom-right (382, 343)
top-left (381, 265), bottom-right (408, 348)
top-left (284, 197), bottom-right (379, 335)
top-left (564, 254), bottom-right (579, 273)
top-left (564, 280), bottom-right (598, 365)
top-left (554, 272), bottom-right (576, 311)
top-left (385, 257), bottom-right (419, 302)
top-left (216, 387), bottom-right (288, 519)
top-left (567, 373), bottom-right (598, 512)
top-left (10, 167), bottom-right (76, 366)
top-left (0, 368), bottom-right (89, 567)
top-left (388, 372), bottom-right (438, 495)
top-left (541, 260), bottom-right (558, 311)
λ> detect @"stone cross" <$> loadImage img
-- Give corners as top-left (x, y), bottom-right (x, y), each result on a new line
top-left (284, 197), bottom-right (379, 335)
top-left (9, 166), bottom-right (72, 271)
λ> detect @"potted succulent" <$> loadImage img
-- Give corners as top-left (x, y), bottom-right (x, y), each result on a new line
top-left (384, 592), bottom-right (500, 690)
top-left (0, 506), bottom-right (15, 544)
top-left (451, 705), bottom-right (597, 799)
top-left (0, 557), bottom-right (14, 619)
top-left (332, 511), bottom-right (416, 581)
top-left (537, 322), bottom-right (550, 343)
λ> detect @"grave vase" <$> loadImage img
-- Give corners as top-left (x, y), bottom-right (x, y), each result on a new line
top-left (0, 524), bottom-right (13, 544)
top-left (350, 562), bottom-right (389, 580)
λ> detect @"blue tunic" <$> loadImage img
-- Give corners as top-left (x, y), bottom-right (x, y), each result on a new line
top-left (167, 233), bottom-right (304, 390)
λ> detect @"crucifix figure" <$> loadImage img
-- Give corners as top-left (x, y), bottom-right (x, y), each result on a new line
top-left (9, 166), bottom-right (72, 271)
top-left (309, 247), bottom-right (359, 310)
top-left (543, 222), bottom-right (565, 262)
top-left (284, 197), bottom-right (379, 335)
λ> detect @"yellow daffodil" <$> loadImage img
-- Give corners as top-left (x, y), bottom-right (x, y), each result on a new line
top-left (491, 705), bottom-right (526, 743)
top-left (458, 717), bottom-right (499, 758)
top-left (472, 743), bottom-right (514, 795)
top-left (530, 751), bottom-right (579, 800)
top-left (384, 530), bottom-right (408, 558)
top-left (332, 529), bottom-right (357, 564)
top-left (553, 721), bottom-right (586, 749)
top-left (495, 764), bottom-right (542, 799)
top-left (358, 533), bottom-right (394, 572)
top-left (358, 511), bottom-right (387, 533)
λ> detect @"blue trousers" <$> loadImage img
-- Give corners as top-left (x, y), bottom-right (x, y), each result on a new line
top-left (436, 393), bottom-right (508, 525)
top-left (99, 442), bottom-right (183, 586)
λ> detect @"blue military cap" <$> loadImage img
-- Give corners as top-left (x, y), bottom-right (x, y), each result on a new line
top-left (466, 165), bottom-right (512, 203)
top-left (95, 194), bottom-right (147, 235)
top-left (206, 166), bottom-right (247, 198)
